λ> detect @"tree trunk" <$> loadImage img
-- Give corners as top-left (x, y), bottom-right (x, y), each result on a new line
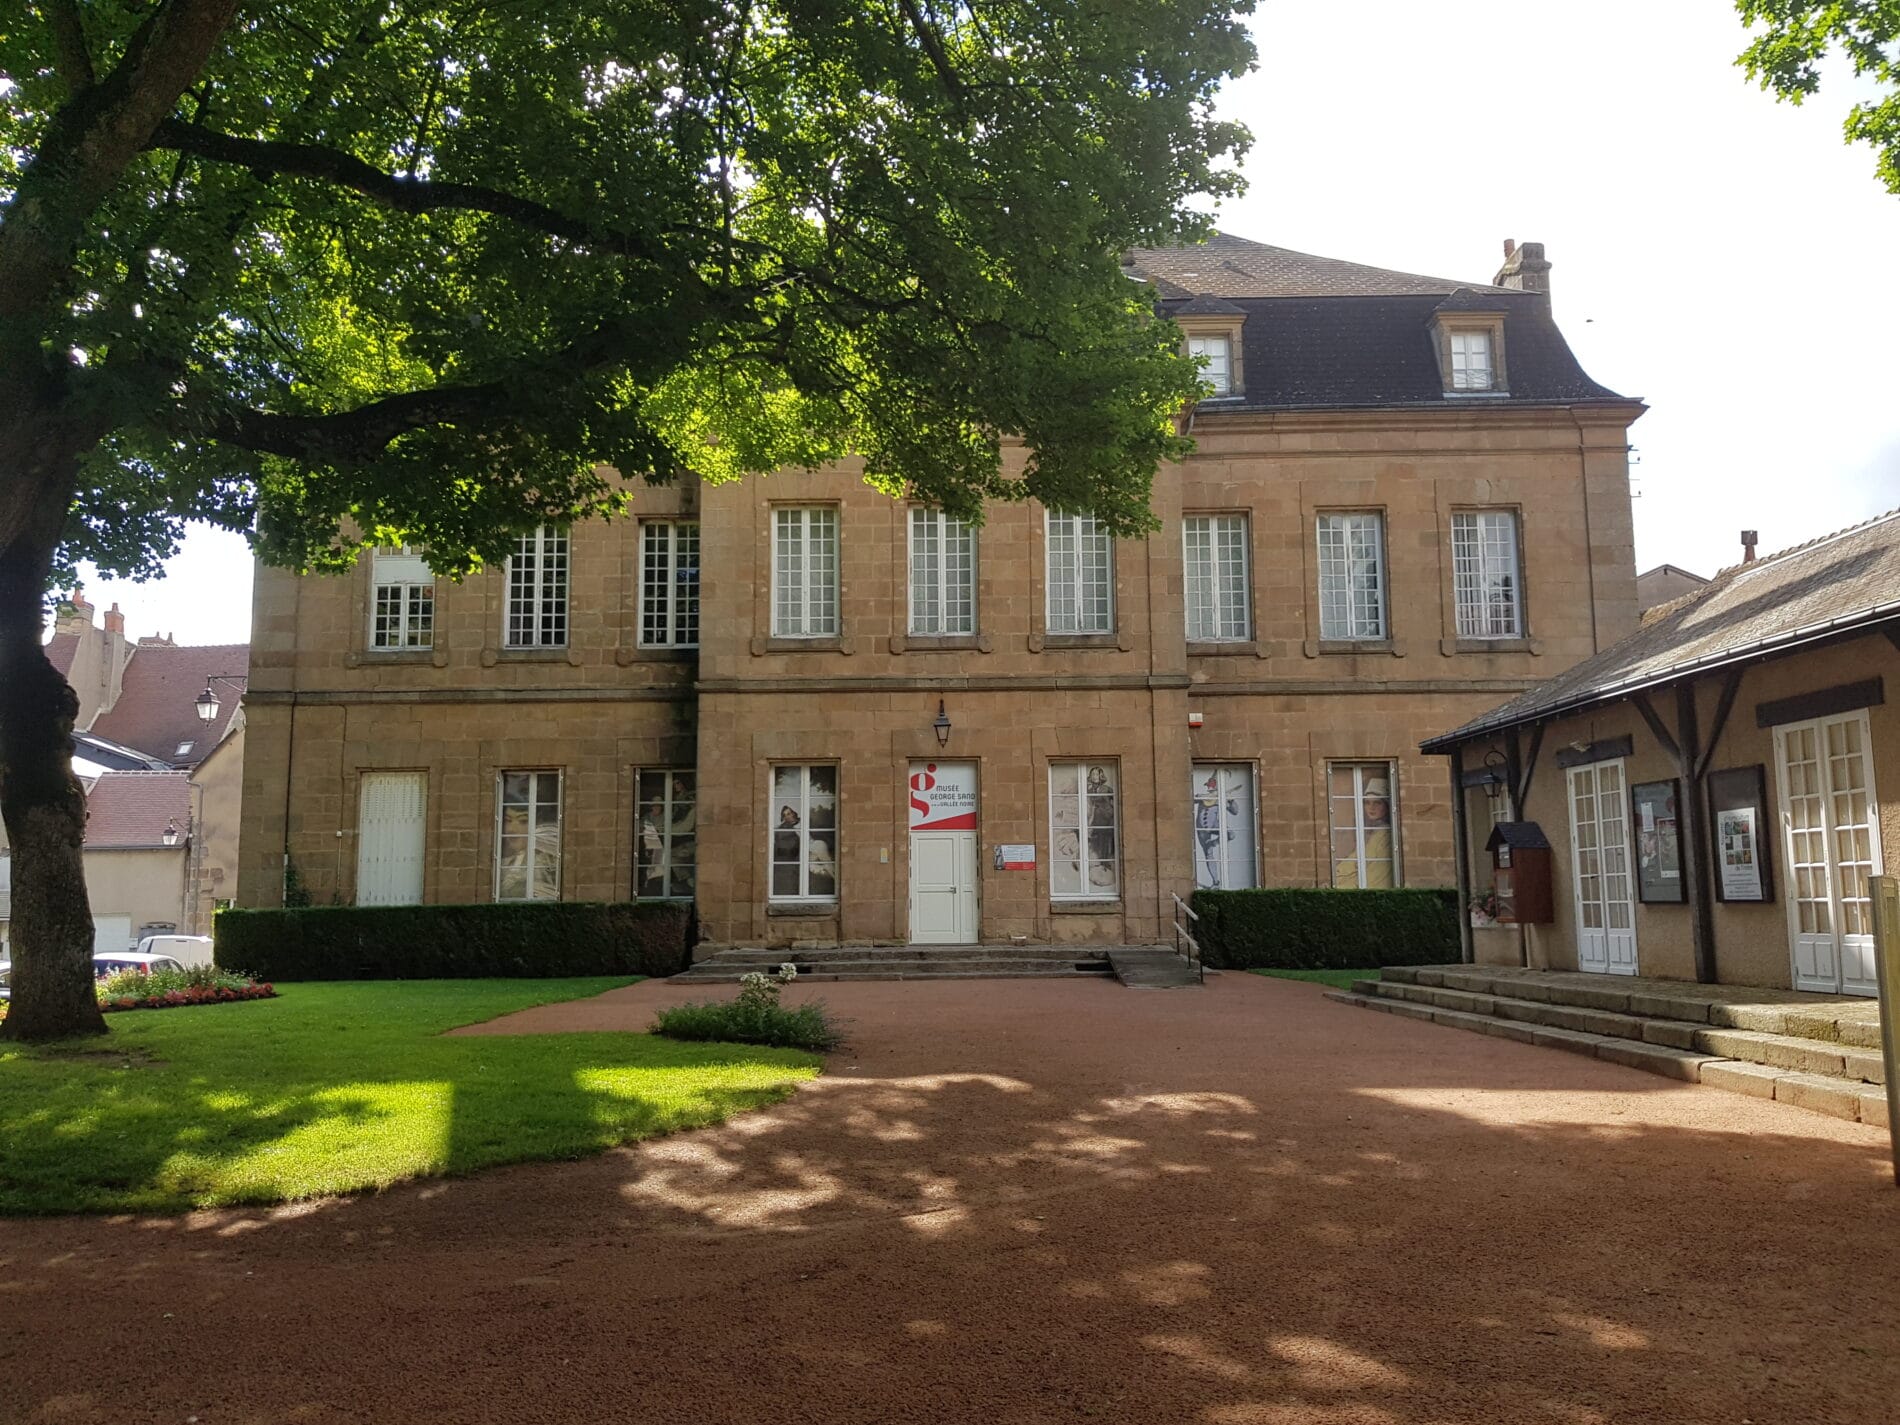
top-left (0, 474), bottom-right (103, 1043)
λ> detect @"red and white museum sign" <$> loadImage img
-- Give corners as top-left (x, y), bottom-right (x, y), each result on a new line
top-left (908, 761), bottom-right (978, 831)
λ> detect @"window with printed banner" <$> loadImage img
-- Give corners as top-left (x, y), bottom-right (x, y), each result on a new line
top-left (495, 770), bottom-right (561, 901)
top-left (770, 765), bottom-right (837, 901)
top-left (1329, 762), bottom-right (1398, 888)
top-left (1191, 764), bottom-right (1257, 889)
top-left (1049, 762), bottom-right (1119, 899)
top-left (908, 761), bottom-right (978, 831)
top-left (635, 770), bottom-right (696, 898)
top-left (370, 545), bottom-right (434, 650)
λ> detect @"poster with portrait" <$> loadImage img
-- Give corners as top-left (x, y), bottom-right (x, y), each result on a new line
top-left (1708, 765), bottom-right (1774, 904)
top-left (1631, 779), bottom-right (1683, 904)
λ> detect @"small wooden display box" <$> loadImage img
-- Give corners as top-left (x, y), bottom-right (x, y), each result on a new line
top-left (1485, 822), bottom-right (1554, 925)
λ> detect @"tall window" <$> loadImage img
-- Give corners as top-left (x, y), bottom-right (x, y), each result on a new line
top-left (1184, 514), bottom-right (1250, 641)
top-left (1452, 510), bottom-right (1523, 639)
top-left (1046, 513), bottom-right (1113, 634)
top-left (370, 546), bottom-right (434, 650)
top-left (495, 771), bottom-right (562, 901)
top-left (640, 522), bottom-right (700, 648)
top-left (635, 769), bottom-right (696, 898)
top-left (1192, 764), bottom-right (1257, 889)
top-left (772, 508), bottom-right (839, 638)
top-left (1330, 761), bottom-right (1398, 888)
top-left (1449, 330), bottom-right (1495, 391)
top-left (1188, 334), bottom-right (1233, 395)
top-left (1050, 761), bottom-right (1119, 899)
top-left (908, 508), bottom-right (976, 635)
top-left (1316, 512), bottom-right (1386, 640)
top-left (770, 765), bottom-right (837, 900)
top-left (505, 526), bottom-right (569, 648)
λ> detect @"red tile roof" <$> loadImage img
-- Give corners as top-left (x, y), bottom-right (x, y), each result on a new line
top-left (84, 771), bottom-right (191, 849)
top-left (89, 643), bottom-right (248, 767)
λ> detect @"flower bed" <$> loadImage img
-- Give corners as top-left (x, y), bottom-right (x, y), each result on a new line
top-left (101, 982), bottom-right (276, 1014)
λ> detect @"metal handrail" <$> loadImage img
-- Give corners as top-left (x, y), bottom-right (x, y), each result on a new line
top-left (1171, 892), bottom-right (1204, 984)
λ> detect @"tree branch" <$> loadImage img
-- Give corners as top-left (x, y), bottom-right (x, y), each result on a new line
top-left (895, 0), bottom-right (966, 101)
top-left (45, 0), bottom-right (96, 95)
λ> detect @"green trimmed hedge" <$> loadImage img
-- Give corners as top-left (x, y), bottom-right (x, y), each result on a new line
top-left (1189, 888), bottom-right (1459, 971)
top-left (214, 901), bottom-right (694, 981)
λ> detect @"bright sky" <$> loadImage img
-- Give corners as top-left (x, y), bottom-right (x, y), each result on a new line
top-left (73, 0), bottom-right (1900, 644)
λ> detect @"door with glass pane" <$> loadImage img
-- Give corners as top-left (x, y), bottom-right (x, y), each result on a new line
top-left (1567, 760), bottom-right (1637, 975)
top-left (1775, 711), bottom-right (1882, 996)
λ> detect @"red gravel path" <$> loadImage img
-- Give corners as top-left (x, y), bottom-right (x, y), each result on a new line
top-left (4, 972), bottom-right (1897, 1424)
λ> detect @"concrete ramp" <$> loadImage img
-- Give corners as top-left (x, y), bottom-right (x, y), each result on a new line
top-left (1109, 947), bottom-right (1202, 989)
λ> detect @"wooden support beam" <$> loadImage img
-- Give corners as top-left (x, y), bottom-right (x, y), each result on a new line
top-left (1449, 744), bottom-right (1475, 966)
top-left (1630, 691), bottom-right (1683, 771)
top-left (1517, 724), bottom-right (1544, 812)
top-left (1676, 679), bottom-right (1719, 984)
top-left (1697, 666), bottom-right (1744, 782)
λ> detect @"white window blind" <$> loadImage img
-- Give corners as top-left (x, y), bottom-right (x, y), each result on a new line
top-left (1329, 762), bottom-right (1399, 889)
top-left (640, 522), bottom-right (700, 647)
top-left (908, 508), bottom-right (976, 635)
top-left (1316, 513), bottom-right (1386, 640)
top-left (1452, 511), bottom-right (1523, 638)
top-left (370, 546), bottom-right (434, 651)
top-left (1449, 330), bottom-right (1495, 391)
top-left (504, 527), bottom-right (569, 648)
top-left (1187, 334), bottom-right (1232, 395)
top-left (772, 508), bottom-right (839, 637)
top-left (1183, 514), bottom-right (1250, 641)
top-left (495, 771), bottom-right (562, 901)
top-left (1046, 513), bottom-right (1113, 634)
top-left (769, 765), bottom-right (838, 900)
top-left (356, 771), bottom-right (426, 906)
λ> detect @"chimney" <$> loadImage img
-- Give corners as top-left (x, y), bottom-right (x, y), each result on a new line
top-left (1741, 530), bottom-right (1758, 564)
top-left (1493, 238), bottom-right (1552, 297)
top-left (104, 603), bottom-right (125, 636)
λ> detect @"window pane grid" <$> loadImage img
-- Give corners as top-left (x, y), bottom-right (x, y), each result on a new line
top-left (909, 509), bottom-right (976, 634)
top-left (496, 770), bottom-right (561, 901)
top-left (1050, 762), bottom-right (1119, 898)
top-left (1452, 511), bottom-right (1522, 638)
top-left (770, 764), bottom-right (838, 900)
top-left (1188, 334), bottom-right (1232, 395)
top-left (1329, 761), bottom-right (1397, 888)
top-left (1046, 513), bottom-right (1112, 633)
top-left (773, 508), bottom-right (839, 637)
top-left (1317, 513), bottom-right (1386, 640)
top-left (1184, 515), bottom-right (1250, 641)
top-left (370, 546), bottom-right (435, 650)
top-left (505, 527), bottom-right (569, 648)
top-left (1450, 331), bottom-right (1494, 391)
top-left (636, 769), bottom-right (696, 898)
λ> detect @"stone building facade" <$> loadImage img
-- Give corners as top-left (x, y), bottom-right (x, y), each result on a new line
top-left (236, 234), bottom-right (1644, 948)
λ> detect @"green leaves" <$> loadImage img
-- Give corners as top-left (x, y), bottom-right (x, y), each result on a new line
top-left (1737, 0), bottom-right (1900, 193)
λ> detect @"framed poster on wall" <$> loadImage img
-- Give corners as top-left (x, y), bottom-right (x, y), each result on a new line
top-left (1708, 764), bottom-right (1775, 904)
top-left (1631, 779), bottom-right (1683, 904)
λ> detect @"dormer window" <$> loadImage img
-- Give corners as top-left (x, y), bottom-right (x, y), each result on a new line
top-left (1449, 331), bottom-right (1494, 391)
top-left (1431, 309), bottom-right (1508, 397)
top-left (1188, 334), bottom-right (1233, 396)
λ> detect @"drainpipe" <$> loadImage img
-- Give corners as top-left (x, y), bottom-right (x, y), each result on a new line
top-left (1448, 744), bottom-right (1475, 965)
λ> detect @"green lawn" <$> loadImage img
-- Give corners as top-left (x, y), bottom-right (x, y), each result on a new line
top-left (1249, 968), bottom-right (1380, 991)
top-left (0, 980), bottom-right (820, 1215)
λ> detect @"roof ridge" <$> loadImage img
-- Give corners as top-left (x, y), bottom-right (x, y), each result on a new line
top-left (91, 768), bottom-right (191, 778)
top-left (1707, 506), bottom-right (1900, 582)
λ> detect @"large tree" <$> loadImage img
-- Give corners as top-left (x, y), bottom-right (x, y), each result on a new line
top-left (0, 0), bottom-right (1253, 1039)
top-left (1737, 0), bottom-right (1900, 192)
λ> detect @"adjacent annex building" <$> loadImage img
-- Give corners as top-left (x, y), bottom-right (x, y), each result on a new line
top-left (1427, 510), bottom-right (1899, 996)
top-left (237, 233), bottom-right (1644, 948)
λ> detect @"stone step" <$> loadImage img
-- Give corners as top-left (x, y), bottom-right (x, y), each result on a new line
top-left (693, 945), bottom-right (1098, 964)
top-left (1325, 990), bottom-right (1891, 1128)
top-left (674, 955), bottom-right (1113, 983)
top-left (673, 966), bottom-right (1116, 983)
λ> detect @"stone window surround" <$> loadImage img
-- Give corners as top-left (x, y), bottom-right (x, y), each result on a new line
top-left (1181, 510), bottom-right (1253, 645)
top-left (1305, 502), bottom-right (1393, 655)
top-left (1431, 312), bottom-right (1510, 396)
top-left (1029, 507), bottom-right (1133, 653)
top-left (1176, 314), bottom-right (1246, 399)
top-left (1431, 483), bottom-right (1542, 657)
top-left (340, 764), bottom-right (437, 906)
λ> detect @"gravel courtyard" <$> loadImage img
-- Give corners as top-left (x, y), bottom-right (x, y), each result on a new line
top-left (4, 972), bottom-right (1895, 1424)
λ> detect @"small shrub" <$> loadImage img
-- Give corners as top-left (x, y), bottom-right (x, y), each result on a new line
top-left (100, 964), bottom-right (252, 998)
top-left (653, 965), bottom-right (840, 1052)
top-left (1190, 887), bottom-right (1460, 971)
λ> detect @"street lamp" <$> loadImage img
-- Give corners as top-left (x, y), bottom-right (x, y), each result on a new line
top-left (932, 699), bottom-right (952, 750)
top-left (162, 820), bottom-right (179, 847)
top-left (195, 674), bottom-right (247, 723)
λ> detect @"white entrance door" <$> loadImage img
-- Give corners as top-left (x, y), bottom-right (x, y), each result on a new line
top-left (908, 761), bottom-right (978, 944)
top-left (1567, 759), bottom-right (1637, 975)
top-left (92, 914), bottom-right (133, 955)
top-left (357, 772), bottom-right (427, 906)
top-left (1775, 711), bottom-right (1883, 996)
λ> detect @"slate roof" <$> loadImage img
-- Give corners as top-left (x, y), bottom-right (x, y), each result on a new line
top-left (1423, 509), bottom-right (1900, 751)
top-left (89, 643), bottom-right (247, 768)
top-left (84, 771), bottom-right (190, 850)
top-left (45, 633), bottom-right (79, 677)
top-left (1125, 233), bottom-right (1629, 411)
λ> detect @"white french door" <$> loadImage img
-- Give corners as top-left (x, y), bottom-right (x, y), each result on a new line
top-left (1567, 759), bottom-right (1637, 975)
top-left (357, 771), bottom-right (427, 906)
top-left (1775, 711), bottom-right (1882, 996)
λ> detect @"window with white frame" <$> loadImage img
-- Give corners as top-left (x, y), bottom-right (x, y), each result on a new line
top-left (1452, 510), bottom-right (1523, 639)
top-left (640, 521), bottom-right (700, 648)
top-left (772, 507), bottom-right (839, 638)
top-left (769, 764), bottom-right (837, 900)
top-left (1187, 334), bottom-right (1233, 395)
top-left (504, 526), bottom-right (569, 648)
top-left (1329, 761), bottom-right (1399, 888)
top-left (908, 508), bottom-right (976, 635)
top-left (1183, 514), bottom-right (1250, 641)
top-left (1049, 761), bottom-right (1119, 898)
top-left (495, 770), bottom-right (562, 901)
top-left (369, 545), bottom-right (434, 650)
top-left (1192, 764), bottom-right (1257, 889)
top-left (1448, 330), bottom-right (1496, 392)
top-left (635, 769), bottom-right (696, 899)
top-left (1316, 512), bottom-right (1387, 640)
top-left (1045, 512), bottom-right (1113, 634)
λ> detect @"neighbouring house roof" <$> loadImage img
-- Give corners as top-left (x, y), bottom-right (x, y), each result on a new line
top-left (72, 730), bottom-right (174, 772)
top-left (45, 632), bottom-right (79, 677)
top-left (84, 770), bottom-right (190, 850)
top-left (1123, 233), bottom-right (1629, 411)
top-left (89, 642), bottom-right (248, 768)
top-left (1424, 508), bottom-right (1900, 750)
top-left (1637, 563), bottom-right (1709, 584)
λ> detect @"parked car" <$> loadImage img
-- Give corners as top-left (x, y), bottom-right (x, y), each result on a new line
top-left (136, 934), bottom-right (212, 967)
top-left (94, 952), bottom-right (186, 980)
top-left (0, 960), bottom-right (10, 1001)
